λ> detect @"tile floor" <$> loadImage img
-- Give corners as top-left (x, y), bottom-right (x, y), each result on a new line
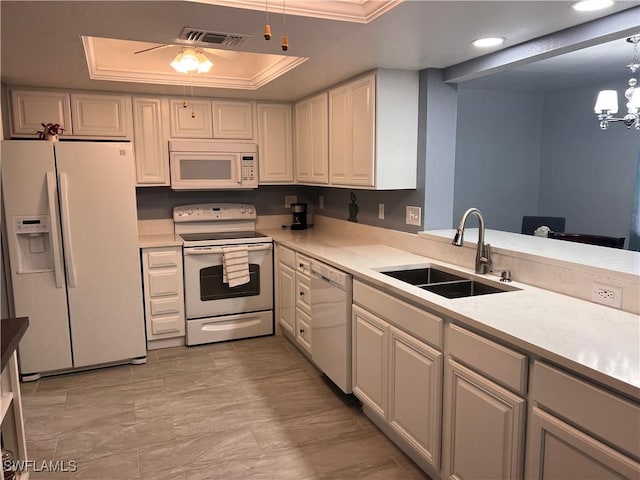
top-left (20, 334), bottom-right (431, 479)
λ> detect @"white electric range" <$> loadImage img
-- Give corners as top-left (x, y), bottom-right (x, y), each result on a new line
top-left (174, 203), bottom-right (273, 346)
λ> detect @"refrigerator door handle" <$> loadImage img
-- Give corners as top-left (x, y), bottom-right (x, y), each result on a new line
top-left (58, 172), bottom-right (77, 288)
top-left (46, 172), bottom-right (65, 289)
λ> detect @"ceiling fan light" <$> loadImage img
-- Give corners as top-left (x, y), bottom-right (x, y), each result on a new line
top-left (472, 37), bottom-right (505, 48)
top-left (594, 90), bottom-right (618, 114)
top-left (571, 0), bottom-right (614, 12)
top-left (196, 53), bottom-right (213, 73)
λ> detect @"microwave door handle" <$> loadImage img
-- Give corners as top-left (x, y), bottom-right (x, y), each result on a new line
top-left (236, 155), bottom-right (242, 184)
top-left (46, 172), bottom-right (65, 288)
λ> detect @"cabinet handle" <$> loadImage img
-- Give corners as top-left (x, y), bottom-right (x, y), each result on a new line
top-left (299, 328), bottom-right (305, 334)
top-left (299, 291), bottom-right (304, 296)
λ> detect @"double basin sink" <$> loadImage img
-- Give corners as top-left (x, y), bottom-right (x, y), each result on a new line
top-left (378, 264), bottom-right (518, 299)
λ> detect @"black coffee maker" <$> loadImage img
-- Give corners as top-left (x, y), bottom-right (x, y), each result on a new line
top-left (291, 203), bottom-right (308, 230)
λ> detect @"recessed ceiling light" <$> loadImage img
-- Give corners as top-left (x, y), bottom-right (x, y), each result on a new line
top-left (472, 37), bottom-right (506, 48)
top-left (571, 0), bottom-right (614, 12)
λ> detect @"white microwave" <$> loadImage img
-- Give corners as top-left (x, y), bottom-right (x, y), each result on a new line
top-left (169, 140), bottom-right (258, 190)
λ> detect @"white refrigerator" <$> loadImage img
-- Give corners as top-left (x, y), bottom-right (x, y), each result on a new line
top-left (1, 141), bottom-right (146, 379)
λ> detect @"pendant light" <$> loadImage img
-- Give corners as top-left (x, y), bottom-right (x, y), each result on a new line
top-left (594, 35), bottom-right (640, 131)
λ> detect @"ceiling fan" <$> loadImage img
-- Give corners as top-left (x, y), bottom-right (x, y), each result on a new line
top-left (134, 43), bottom-right (241, 74)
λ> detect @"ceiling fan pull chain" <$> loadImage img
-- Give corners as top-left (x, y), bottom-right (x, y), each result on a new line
top-left (190, 85), bottom-right (196, 119)
top-left (281, 0), bottom-right (289, 51)
top-left (264, 0), bottom-right (271, 40)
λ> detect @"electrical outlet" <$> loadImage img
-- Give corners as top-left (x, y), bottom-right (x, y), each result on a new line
top-left (319, 195), bottom-right (325, 209)
top-left (378, 203), bottom-right (384, 220)
top-left (406, 206), bottom-right (421, 226)
top-left (591, 283), bottom-right (623, 308)
top-left (284, 195), bottom-right (297, 208)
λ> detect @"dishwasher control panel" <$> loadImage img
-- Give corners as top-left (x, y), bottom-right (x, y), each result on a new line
top-left (311, 260), bottom-right (352, 290)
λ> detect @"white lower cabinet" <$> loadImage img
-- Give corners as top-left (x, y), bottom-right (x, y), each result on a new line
top-left (142, 246), bottom-right (185, 349)
top-left (443, 359), bottom-right (526, 480)
top-left (277, 261), bottom-right (295, 335)
top-left (443, 324), bottom-right (527, 480)
top-left (352, 283), bottom-right (443, 474)
top-left (389, 326), bottom-right (443, 469)
top-left (525, 361), bottom-right (640, 479)
top-left (527, 407), bottom-right (639, 479)
top-left (352, 304), bottom-right (388, 418)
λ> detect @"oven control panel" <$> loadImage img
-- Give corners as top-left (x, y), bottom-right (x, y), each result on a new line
top-left (174, 203), bottom-right (256, 222)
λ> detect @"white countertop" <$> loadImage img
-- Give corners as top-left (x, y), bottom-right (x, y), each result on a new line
top-left (263, 227), bottom-right (640, 400)
top-left (139, 233), bottom-right (183, 248)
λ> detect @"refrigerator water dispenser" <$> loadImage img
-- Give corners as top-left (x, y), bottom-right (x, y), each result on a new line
top-left (13, 215), bottom-right (53, 273)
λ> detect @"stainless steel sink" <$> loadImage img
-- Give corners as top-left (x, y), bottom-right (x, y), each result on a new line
top-left (420, 280), bottom-right (508, 299)
top-left (381, 267), bottom-right (465, 287)
top-left (378, 264), bottom-right (518, 299)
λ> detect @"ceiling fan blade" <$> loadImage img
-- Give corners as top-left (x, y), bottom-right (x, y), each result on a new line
top-left (134, 44), bottom-right (173, 55)
top-left (202, 48), bottom-right (240, 60)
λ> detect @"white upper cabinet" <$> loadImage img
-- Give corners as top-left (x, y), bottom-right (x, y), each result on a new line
top-left (132, 96), bottom-right (170, 186)
top-left (212, 100), bottom-right (254, 139)
top-left (10, 89), bottom-right (73, 137)
top-left (257, 103), bottom-right (294, 184)
top-left (295, 92), bottom-right (329, 184)
top-left (169, 98), bottom-right (213, 138)
top-left (329, 70), bottom-right (419, 190)
top-left (71, 93), bottom-right (131, 137)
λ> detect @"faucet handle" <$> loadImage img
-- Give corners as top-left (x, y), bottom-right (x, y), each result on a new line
top-left (482, 243), bottom-right (492, 272)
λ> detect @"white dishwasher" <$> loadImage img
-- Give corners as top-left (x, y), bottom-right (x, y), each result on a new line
top-left (310, 259), bottom-right (353, 394)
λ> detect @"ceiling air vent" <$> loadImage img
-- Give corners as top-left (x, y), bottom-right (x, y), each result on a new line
top-left (179, 28), bottom-right (251, 47)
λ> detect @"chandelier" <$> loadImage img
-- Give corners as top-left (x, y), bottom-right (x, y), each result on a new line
top-left (170, 47), bottom-right (213, 74)
top-left (594, 35), bottom-right (640, 131)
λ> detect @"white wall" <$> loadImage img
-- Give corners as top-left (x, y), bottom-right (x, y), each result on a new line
top-left (454, 88), bottom-right (545, 232)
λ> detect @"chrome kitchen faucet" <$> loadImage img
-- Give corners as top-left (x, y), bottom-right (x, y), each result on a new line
top-left (452, 208), bottom-right (492, 274)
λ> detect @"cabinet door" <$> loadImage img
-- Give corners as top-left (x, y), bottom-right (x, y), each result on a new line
top-left (389, 326), bottom-right (443, 470)
top-left (278, 263), bottom-right (295, 335)
top-left (295, 274), bottom-right (311, 312)
top-left (294, 100), bottom-right (312, 183)
top-left (212, 100), bottom-right (254, 139)
top-left (133, 97), bottom-right (170, 186)
top-left (257, 103), bottom-right (293, 183)
top-left (309, 93), bottom-right (329, 184)
top-left (71, 93), bottom-right (130, 137)
top-left (329, 85), bottom-right (351, 185)
top-left (349, 75), bottom-right (375, 186)
top-left (352, 305), bottom-right (388, 419)
top-left (443, 359), bottom-right (525, 480)
top-left (526, 407), bottom-right (640, 480)
top-left (10, 89), bottom-right (73, 136)
top-left (169, 98), bottom-right (213, 138)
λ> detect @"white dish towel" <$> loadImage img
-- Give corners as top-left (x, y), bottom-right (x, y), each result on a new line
top-left (222, 245), bottom-right (250, 287)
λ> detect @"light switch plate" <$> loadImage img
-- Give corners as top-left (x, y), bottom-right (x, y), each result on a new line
top-left (406, 206), bottom-right (421, 226)
top-left (285, 195), bottom-right (297, 208)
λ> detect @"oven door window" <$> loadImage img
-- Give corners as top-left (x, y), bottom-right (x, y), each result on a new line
top-left (199, 264), bottom-right (260, 301)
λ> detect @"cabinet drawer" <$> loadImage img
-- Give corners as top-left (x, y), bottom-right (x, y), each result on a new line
top-left (295, 307), bottom-right (312, 354)
top-left (447, 324), bottom-right (527, 395)
top-left (151, 315), bottom-right (182, 335)
top-left (353, 280), bottom-right (442, 349)
top-left (532, 361), bottom-right (640, 459)
top-left (296, 253), bottom-right (312, 276)
top-left (295, 274), bottom-right (311, 312)
top-left (147, 250), bottom-right (180, 268)
top-left (150, 296), bottom-right (180, 316)
top-left (148, 270), bottom-right (180, 297)
top-left (279, 246), bottom-right (295, 268)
